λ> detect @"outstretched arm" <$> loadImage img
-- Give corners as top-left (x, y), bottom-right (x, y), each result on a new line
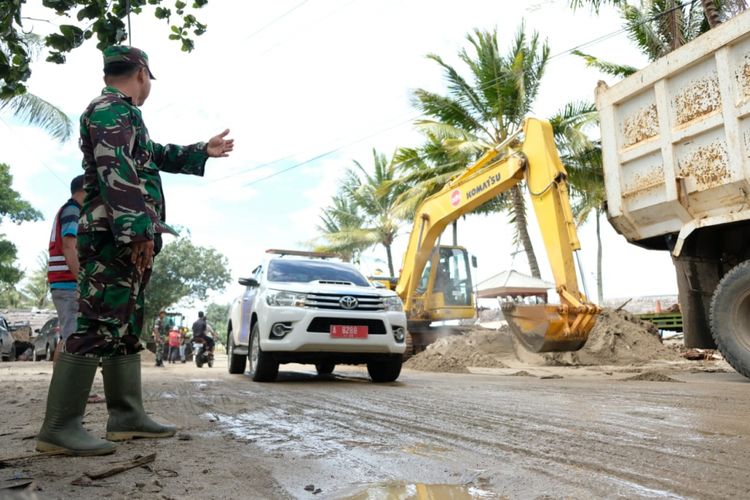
top-left (152, 129), bottom-right (234, 174)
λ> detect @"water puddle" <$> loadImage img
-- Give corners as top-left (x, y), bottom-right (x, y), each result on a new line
top-left (339, 482), bottom-right (501, 499)
top-left (215, 409), bottom-right (388, 457)
top-left (401, 442), bottom-right (451, 456)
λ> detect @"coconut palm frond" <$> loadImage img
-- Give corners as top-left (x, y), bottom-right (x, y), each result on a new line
top-left (411, 89), bottom-right (487, 134)
top-left (571, 49), bottom-right (638, 78)
top-left (427, 52), bottom-right (489, 124)
top-left (621, 3), bottom-right (671, 60)
top-left (569, 0), bottom-right (628, 13)
top-left (0, 92), bottom-right (73, 141)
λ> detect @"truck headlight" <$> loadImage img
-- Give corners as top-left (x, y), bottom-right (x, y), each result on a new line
top-left (265, 290), bottom-right (308, 307)
top-left (383, 295), bottom-right (403, 312)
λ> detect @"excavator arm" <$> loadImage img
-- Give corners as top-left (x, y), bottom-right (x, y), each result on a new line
top-left (395, 118), bottom-right (599, 352)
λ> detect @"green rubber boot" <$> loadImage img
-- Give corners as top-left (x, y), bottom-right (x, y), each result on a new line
top-left (36, 352), bottom-right (117, 456)
top-left (102, 353), bottom-right (176, 441)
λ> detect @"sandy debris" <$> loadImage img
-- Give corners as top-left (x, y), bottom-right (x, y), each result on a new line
top-left (405, 308), bottom-right (682, 373)
top-left (623, 371), bottom-right (684, 383)
top-left (544, 308), bottom-right (680, 366)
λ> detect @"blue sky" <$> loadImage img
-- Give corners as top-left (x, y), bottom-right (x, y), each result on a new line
top-left (0, 0), bottom-right (679, 310)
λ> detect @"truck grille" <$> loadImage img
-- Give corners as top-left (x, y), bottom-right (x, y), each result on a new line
top-left (304, 292), bottom-right (384, 311)
top-left (307, 317), bottom-right (387, 335)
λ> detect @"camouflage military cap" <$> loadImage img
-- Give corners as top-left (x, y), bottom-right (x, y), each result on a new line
top-left (102, 46), bottom-right (156, 80)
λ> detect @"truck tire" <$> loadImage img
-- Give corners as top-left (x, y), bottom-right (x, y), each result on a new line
top-left (710, 260), bottom-right (750, 378)
top-left (227, 329), bottom-right (246, 374)
top-left (367, 355), bottom-right (402, 383)
top-left (249, 323), bottom-right (278, 382)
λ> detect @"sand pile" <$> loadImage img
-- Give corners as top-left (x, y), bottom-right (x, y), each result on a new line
top-left (545, 308), bottom-right (681, 366)
top-left (404, 308), bottom-right (681, 373)
top-left (404, 331), bottom-right (510, 373)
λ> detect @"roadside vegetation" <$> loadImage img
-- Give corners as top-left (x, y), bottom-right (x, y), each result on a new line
top-left (315, 2), bottom-right (744, 302)
top-left (315, 23), bottom-right (598, 285)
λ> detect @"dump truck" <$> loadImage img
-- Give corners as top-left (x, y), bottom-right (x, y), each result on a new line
top-left (596, 9), bottom-right (750, 378)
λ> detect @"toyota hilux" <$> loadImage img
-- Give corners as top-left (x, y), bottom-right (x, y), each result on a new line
top-left (226, 250), bottom-right (407, 382)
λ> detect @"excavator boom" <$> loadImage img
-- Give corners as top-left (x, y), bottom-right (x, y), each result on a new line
top-left (396, 118), bottom-right (600, 352)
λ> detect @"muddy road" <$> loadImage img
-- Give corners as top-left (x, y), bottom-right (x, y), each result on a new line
top-left (1, 356), bottom-right (749, 499)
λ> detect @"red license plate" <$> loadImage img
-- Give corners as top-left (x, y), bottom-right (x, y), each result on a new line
top-left (330, 325), bottom-right (368, 338)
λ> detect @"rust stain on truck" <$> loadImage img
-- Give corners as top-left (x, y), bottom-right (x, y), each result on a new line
top-left (622, 165), bottom-right (665, 198)
top-left (678, 141), bottom-right (731, 189)
top-left (622, 103), bottom-right (659, 147)
top-left (734, 56), bottom-right (750, 100)
top-left (673, 74), bottom-right (721, 125)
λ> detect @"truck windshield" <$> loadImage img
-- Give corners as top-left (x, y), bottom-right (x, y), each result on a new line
top-left (267, 260), bottom-right (370, 286)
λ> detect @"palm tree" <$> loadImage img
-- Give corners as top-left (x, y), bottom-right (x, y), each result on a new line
top-left (550, 101), bottom-right (604, 302)
top-left (314, 194), bottom-right (371, 263)
top-left (0, 33), bottom-right (72, 141)
top-left (22, 252), bottom-right (51, 309)
top-left (403, 24), bottom-right (549, 278)
top-left (569, 1), bottom-right (746, 70)
top-left (316, 150), bottom-right (408, 276)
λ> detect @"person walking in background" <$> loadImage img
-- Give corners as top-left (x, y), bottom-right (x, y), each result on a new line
top-left (179, 328), bottom-right (187, 363)
top-left (167, 326), bottom-right (181, 364)
top-left (36, 45), bottom-right (234, 457)
top-left (47, 175), bottom-right (104, 404)
top-left (153, 310), bottom-right (167, 367)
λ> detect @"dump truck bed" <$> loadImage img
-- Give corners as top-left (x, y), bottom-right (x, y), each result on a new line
top-left (596, 10), bottom-right (750, 254)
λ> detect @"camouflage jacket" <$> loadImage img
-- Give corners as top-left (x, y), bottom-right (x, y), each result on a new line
top-left (79, 87), bottom-right (208, 245)
top-left (153, 317), bottom-right (167, 338)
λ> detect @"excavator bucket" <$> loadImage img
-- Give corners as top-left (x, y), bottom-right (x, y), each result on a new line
top-left (501, 303), bottom-right (596, 353)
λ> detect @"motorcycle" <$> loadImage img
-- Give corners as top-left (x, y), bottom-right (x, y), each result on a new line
top-left (193, 339), bottom-right (214, 368)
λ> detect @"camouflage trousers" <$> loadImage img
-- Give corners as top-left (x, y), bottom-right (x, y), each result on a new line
top-left (154, 335), bottom-right (165, 364)
top-left (66, 231), bottom-right (151, 357)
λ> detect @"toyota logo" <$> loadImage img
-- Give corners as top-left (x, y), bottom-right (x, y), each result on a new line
top-left (339, 296), bottom-right (358, 310)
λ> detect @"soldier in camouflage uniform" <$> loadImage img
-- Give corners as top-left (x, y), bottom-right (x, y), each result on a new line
top-left (37, 46), bottom-right (234, 456)
top-left (153, 311), bottom-right (167, 367)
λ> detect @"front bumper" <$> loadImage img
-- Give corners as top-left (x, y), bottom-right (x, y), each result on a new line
top-left (257, 306), bottom-right (407, 355)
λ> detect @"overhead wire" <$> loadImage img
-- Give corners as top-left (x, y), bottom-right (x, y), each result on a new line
top-left (13, 0), bottom-right (701, 192)
top-left (548, 0), bottom-right (699, 60)
top-left (0, 116), bottom-right (67, 185)
top-left (227, 0), bottom-right (700, 188)
top-left (240, 0), bottom-right (310, 43)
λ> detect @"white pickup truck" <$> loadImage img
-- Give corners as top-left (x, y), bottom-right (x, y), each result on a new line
top-left (596, 9), bottom-right (750, 377)
top-left (226, 250), bottom-right (407, 382)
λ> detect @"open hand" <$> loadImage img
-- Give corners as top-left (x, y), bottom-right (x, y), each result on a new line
top-left (207, 129), bottom-right (234, 158)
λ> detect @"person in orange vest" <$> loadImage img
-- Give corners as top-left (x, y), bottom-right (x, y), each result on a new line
top-left (167, 326), bottom-right (181, 364)
top-left (47, 175), bottom-right (104, 404)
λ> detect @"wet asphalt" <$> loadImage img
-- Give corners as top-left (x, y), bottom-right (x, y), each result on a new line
top-left (171, 360), bottom-right (750, 499)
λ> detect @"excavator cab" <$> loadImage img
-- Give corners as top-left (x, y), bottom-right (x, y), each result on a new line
top-left (416, 246), bottom-right (476, 322)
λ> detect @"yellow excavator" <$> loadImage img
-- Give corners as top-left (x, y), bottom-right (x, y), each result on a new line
top-left (390, 118), bottom-right (600, 354)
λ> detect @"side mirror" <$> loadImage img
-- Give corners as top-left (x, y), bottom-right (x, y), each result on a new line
top-left (471, 255), bottom-right (478, 268)
top-left (34, 329), bottom-right (40, 334)
top-left (238, 277), bottom-right (260, 288)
